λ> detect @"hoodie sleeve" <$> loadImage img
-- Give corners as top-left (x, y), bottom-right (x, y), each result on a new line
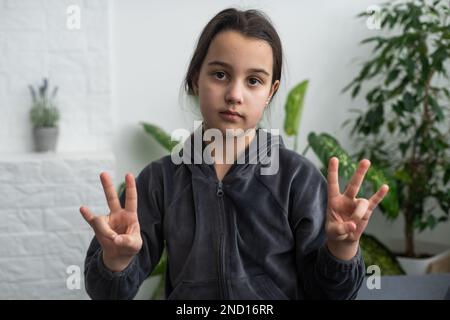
top-left (84, 163), bottom-right (165, 300)
top-left (290, 158), bottom-right (365, 300)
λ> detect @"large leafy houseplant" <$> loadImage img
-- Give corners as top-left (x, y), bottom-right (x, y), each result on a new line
top-left (283, 80), bottom-right (404, 275)
top-left (343, 0), bottom-right (450, 257)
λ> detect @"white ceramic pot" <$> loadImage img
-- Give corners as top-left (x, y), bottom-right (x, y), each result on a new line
top-left (385, 239), bottom-right (450, 275)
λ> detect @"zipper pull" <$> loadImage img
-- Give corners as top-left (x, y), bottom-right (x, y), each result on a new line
top-left (216, 181), bottom-right (224, 196)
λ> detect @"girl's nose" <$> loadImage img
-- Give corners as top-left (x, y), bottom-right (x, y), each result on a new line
top-left (225, 80), bottom-right (244, 105)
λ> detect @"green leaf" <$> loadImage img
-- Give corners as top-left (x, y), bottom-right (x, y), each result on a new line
top-left (149, 248), bottom-right (168, 299)
top-left (29, 78), bottom-right (60, 127)
top-left (140, 122), bottom-right (180, 151)
top-left (360, 233), bottom-right (405, 275)
top-left (387, 120), bottom-right (396, 133)
top-left (402, 92), bottom-right (415, 110)
top-left (444, 166), bottom-right (450, 185)
top-left (428, 96), bottom-right (444, 121)
top-left (307, 132), bottom-right (400, 219)
top-left (117, 182), bottom-right (125, 198)
top-left (427, 215), bottom-right (438, 229)
top-left (360, 36), bottom-right (384, 45)
top-left (394, 169), bottom-right (412, 184)
top-left (283, 80), bottom-right (309, 136)
top-left (351, 84), bottom-right (361, 98)
top-left (385, 69), bottom-right (400, 85)
top-left (399, 141), bottom-right (410, 156)
top-left (150, 249), bottom-right (167, 276)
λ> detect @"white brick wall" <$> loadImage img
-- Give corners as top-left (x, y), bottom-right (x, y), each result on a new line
top-left (0, 0), bottom-right (112, 152)
top-left (0, 0), bottom-right (157, 299)
top-left (0, 152), bottom-right (115, 299)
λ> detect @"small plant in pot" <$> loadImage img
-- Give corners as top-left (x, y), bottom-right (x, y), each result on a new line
top-left (28, 78), bottom-right (60, 152)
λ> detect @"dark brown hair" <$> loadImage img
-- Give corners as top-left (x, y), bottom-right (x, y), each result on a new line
top-left (184, 8), bottom-right (283, 100)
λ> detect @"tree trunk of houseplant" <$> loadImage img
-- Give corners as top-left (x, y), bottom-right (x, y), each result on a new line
top-left (33, 126), bottom-right (59, 152)
top-left (404, 212), bottom-right (415, 258)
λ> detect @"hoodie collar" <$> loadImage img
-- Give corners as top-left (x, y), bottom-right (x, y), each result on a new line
top-left (177, 122), bottom-right (285, 183)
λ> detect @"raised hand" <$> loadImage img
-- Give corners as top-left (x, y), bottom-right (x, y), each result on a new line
top-left (325, 157), bottom-right (389, 260)
top-left (80, 172), bottom-right (143, 272)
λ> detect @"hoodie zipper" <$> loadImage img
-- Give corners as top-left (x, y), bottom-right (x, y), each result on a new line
top-left (216, 180), bottom-right (228, 299)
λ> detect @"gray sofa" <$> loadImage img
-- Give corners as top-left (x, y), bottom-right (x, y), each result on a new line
top-left (357, 273), bottom-right (450, 300)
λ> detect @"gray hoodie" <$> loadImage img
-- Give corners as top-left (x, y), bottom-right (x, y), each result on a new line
top-left (84, 125), bottom-right (365, 300)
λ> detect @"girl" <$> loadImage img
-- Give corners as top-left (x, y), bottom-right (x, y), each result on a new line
top-left (80, 8), bottom-right (389, 300)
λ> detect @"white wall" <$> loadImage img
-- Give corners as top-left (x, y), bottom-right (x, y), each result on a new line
top-left (112, 0), bottom-right (388, 175)
top-left (0, 152), bottom-right (114, 299)
top-left (112, 0), bottom-right (383, 174)
top-left (111, 0), bottom-right (450, 249)
top-left (0, 0), bottom-right (113, 153)
top-left (0, 0), bottom-right (114, 299)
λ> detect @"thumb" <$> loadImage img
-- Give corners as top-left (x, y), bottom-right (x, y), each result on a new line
top-left (91, 216), bottom-right (117, 241)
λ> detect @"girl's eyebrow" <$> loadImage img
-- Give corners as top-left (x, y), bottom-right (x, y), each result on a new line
top-left (207, 60), bottom-right (270, 77)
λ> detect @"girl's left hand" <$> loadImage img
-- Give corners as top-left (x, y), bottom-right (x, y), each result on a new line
top-left (325, 157), bottom-right (389, 247)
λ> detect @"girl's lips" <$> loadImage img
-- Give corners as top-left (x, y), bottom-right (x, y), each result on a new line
top-left (220, 110), bottom-right (242, 116)
top-left (219, 111), bottom-right (242, 122)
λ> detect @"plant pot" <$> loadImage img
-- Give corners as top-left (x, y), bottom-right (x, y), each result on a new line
top-left (385, 239), bottom-right (450, 275)
top-left (33, 126), bottom-right (59, 152)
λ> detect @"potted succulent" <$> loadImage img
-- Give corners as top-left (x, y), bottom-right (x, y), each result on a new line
top-left (28, 78), bottom-right (60, 152)
top-left (340, 0), bottom-right (450, 272)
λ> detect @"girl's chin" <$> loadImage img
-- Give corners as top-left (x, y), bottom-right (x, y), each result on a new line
top-left (204, 122), bottom-right (255, 137)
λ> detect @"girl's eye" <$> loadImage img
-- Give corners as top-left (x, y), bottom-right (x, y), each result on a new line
top-left (214, 71), bottom-right (227, 80)
top-left (212, 72), bottom-right (262, 87)
top-left (248, 77), bottom-right (262, 86)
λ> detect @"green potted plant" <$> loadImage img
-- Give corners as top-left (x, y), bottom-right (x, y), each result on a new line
top-left (341, 0), bottom-right (450, 271)
top-left (28, 78), bottom-right (60, 152)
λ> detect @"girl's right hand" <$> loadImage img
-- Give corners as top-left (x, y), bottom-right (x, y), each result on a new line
top-left (80, 172), bottom-right (143, 272)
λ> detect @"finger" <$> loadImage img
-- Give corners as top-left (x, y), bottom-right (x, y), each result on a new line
top-left (100, 172), bottom-right (122, 212)
top-left (327, 207), bottom-right (343, 223)
top-left (327, 157), bottom-right (340, 198)
top-left (351, 198), bottom-right (369, 222)
top-left (327, 221), bottom-right (356, 239)
top-left (124, 173), bottom-right (137, 213)
top-left (344, 159), bottom-right (371, 199)
top-left (114, 233), bottom-right (141, 252)
top-left (91, 216), bottom-right (117, 240)
top-left (368, 184), bottom-right (390, 212)
top-left (79, 206), bottom-right (95, 226)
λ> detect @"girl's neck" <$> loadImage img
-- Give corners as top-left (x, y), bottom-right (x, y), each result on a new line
top-left (202, 123), bottom-right (257, 164)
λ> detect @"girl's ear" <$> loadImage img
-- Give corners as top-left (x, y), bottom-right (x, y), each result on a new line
top-left (192, 72), bottom-right (200, 95)
top-left (270, 80), bottom-right (280, 97)
top-left (266, 80), bottom-right (280, 106)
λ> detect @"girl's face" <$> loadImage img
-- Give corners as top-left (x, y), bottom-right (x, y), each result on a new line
top-left (194, 30), bottom-right (280, 135)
